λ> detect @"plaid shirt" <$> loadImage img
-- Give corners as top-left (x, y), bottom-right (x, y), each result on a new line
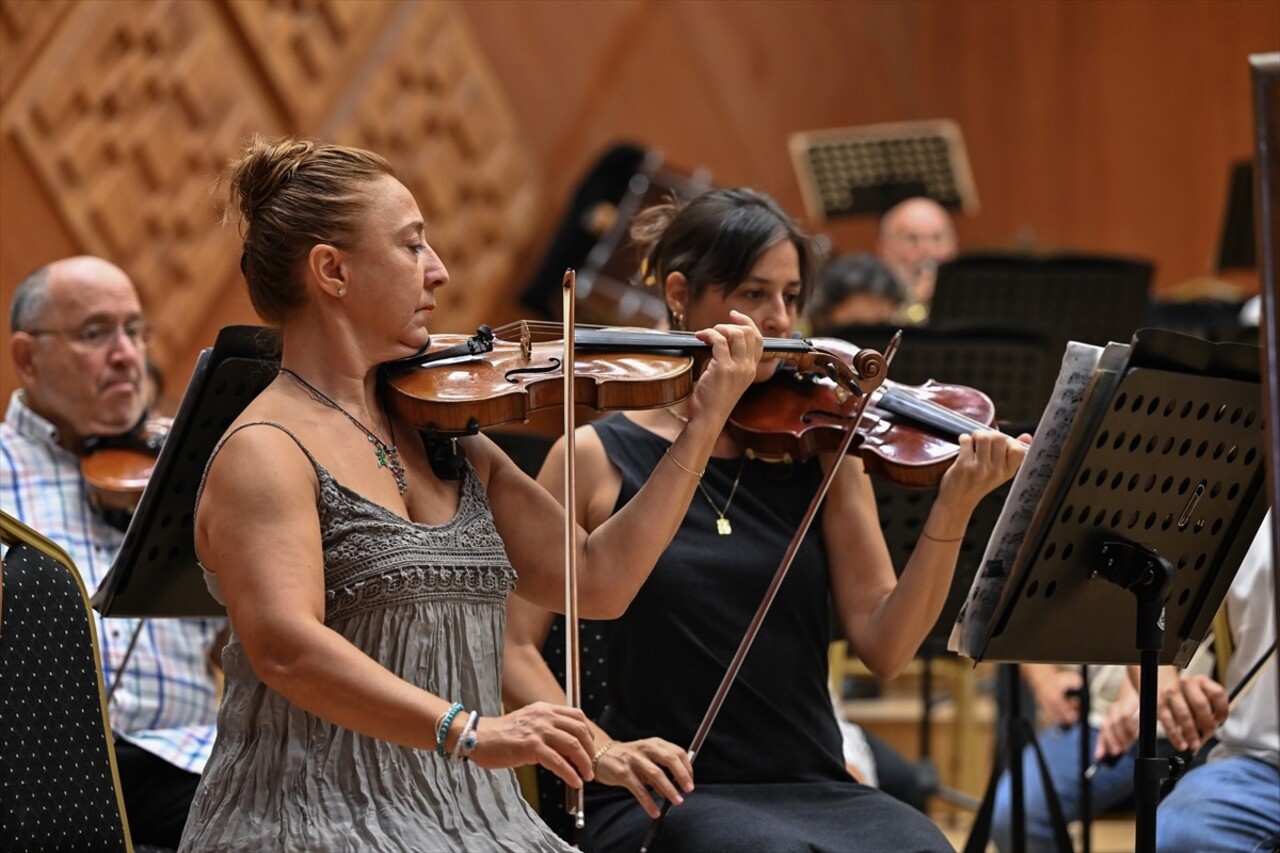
top-left (1, 391), bottom-right (221, 774)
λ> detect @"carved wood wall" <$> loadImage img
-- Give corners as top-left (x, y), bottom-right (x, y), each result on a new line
top-left (2, 0), bottom-right (1277, 409)
top-left (0, 0), bottom-right (542, 407)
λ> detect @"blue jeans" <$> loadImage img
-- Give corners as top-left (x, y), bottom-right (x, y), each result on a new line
top-left (993, 725), bottom-right (1136, 852)
top-left (1157, 755), bottom-right (1280, 853)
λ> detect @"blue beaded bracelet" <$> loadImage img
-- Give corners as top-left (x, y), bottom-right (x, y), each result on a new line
top-left (435, 702), bottom-right (465, 756)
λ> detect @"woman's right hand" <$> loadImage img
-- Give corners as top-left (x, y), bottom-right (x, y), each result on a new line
top-left (594, 737), bottom-right (695, 818)
top-left (468, 702), bottom-right (595, 788)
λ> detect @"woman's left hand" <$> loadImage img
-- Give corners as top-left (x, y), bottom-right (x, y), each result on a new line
top-left (936, 429), bottom-right (1030, 510)
top-left (686, 310), bottom-right (765, 428)
top-left (594, 737), bottom-right (694, 818)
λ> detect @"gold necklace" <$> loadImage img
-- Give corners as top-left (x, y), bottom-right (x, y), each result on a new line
top-left (698, 457), bottom-right (745, 535)
top-left (664, 406), bottom-right (743, 534)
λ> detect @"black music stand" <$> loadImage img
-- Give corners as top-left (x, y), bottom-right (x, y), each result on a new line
top-left (788, 119), bottom-right (980, 222)
top-left (930, 253), bottom-right (1154, 355)
top-left (964, 328), bottom-right (1267, 853)
top-left (518, 142), bottom-right (711, 327)
top-left (92, 325), bottom-right (279, 618)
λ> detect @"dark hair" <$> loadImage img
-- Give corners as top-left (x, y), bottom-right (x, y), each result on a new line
top-left (9, 264), bottom-right (51, 332)
top-left (630, 188), bottom-right (817, 324)
top-left (222, 135), bottom-right (396, 325)
top-left (808, 252), bottom-right (906, 321)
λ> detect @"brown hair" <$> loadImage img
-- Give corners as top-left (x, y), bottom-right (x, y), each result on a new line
top-left (222, 135), bottom-right (395, 324)
top-left (630, 187), bottom-right (818, 325)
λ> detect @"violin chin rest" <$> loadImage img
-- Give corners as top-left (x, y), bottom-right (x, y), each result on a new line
top-left (424, 435), bottom-right (468, 481)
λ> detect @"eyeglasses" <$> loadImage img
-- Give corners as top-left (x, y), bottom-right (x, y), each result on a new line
top-left (24, 319), bottom-right (154, 351)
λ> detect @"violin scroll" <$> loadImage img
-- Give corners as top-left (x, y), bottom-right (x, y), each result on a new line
top-left (728, 335), bottom-right (996, 487)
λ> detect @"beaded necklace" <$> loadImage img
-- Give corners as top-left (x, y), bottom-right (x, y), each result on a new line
top-left (279, 367), bottom-right (408, 494)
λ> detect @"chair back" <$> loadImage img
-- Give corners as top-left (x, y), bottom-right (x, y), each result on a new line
top-left (0, 510), bottom-right (132, 851)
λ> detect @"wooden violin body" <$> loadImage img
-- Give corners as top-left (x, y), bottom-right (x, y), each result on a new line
top-left (379, 322), bottom-right (887, 437)
top-left (382, 332), bottom-right (695, 435)
top-left (729, 336), bottom-right (996, 487)
top-left (80, 416), bottom-right (171, 519)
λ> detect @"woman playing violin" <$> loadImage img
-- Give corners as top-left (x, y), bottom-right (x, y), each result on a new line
top-left (503, 188), bottom-right (1030, 853)
top-left (179, 136), bottom-right (764, 852)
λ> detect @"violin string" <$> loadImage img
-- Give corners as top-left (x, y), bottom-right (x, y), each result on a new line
top-left (278, 368), bottom-right (408, 494)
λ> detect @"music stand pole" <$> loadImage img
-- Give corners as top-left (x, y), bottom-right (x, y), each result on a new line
top-left (1006, 664), bottom-right (1027, 853)
top-left (1079, 663), bottom-right (1092, 853)
top-left (1096, 541), bottom-right (1183, 853)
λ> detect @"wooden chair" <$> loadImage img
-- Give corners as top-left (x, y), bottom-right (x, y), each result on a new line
top-left (0, 510), bottom-right (133, 851)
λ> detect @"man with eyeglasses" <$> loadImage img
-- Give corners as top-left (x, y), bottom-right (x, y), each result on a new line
top-left (2, 256), bottom-right (223, 849)
top-left (876, 196), bottom-right (959, 324)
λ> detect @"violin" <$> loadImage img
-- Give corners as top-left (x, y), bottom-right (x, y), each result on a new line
top-left (378, 321), bottom-right (888, 436)
top-left (81, 414), bottom-right (171, 529)
top-left (728, 336), bottom-right (996, 487)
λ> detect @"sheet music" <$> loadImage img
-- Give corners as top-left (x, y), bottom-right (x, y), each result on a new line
top-left (949, 341), bottom-right (1110, 658)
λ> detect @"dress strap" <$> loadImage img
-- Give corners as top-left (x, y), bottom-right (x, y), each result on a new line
top-left (194, 420), bottom-right (324, 520)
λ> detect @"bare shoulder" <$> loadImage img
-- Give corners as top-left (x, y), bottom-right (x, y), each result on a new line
top-left (199, 409), bottom-right (320, 531)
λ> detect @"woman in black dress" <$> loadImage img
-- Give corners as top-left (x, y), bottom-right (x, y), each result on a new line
top-left (504, 187), bottom-right (1028, 852)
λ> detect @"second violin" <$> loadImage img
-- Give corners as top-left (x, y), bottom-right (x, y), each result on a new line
top-left (728, 336), bottom-right (997, 487)
top-left (80, 415), bottom-right (172, 529)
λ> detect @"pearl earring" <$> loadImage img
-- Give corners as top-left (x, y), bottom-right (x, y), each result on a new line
top-left (672, 311), bottom-right (684, 331)
top-left (336, 286), bottom-right (347, 297)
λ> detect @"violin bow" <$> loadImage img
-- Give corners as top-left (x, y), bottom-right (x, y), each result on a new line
top-left (639, 384), bottom-right (877, 853)
top-left (561, 268), bottom-right (586, 829)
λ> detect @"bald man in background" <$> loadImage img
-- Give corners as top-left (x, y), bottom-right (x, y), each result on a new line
top-left (2, 256), bottom-right (223, 848)
top-left (877, 197), bottom-right (959, 323)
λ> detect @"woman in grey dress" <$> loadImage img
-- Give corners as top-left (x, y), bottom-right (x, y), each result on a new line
top-left (177, 135), bottom-right (764, 852)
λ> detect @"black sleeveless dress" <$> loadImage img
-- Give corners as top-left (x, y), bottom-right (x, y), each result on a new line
top-left (579, 414), bottom-right (950, 853)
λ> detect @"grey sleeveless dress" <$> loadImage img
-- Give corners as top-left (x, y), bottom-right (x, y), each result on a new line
top-left (178, 422), bottom-right (571, 852)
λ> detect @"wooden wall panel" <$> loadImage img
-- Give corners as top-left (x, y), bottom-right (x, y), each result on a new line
top-left (326, 0), bottom-right (542, 333)
top-left (3, 0), bottom-right (282, 371)
top-left (0, 0), bottom-right (71, 103)
top-left (463, 0), bottom-right (1279, 305)
top-left (224, 0), bottom-right (400, 129)
top-left (2, 0), bottom-right (1276, 408)
top-left (1, 0), bottom-right (544, 405)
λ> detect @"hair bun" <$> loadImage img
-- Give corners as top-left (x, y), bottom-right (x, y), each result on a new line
top-left (224, 135), bottom-right (316, 229)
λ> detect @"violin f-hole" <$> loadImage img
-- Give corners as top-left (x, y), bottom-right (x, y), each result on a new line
top-left (504, 358), bottom-right (562, 383)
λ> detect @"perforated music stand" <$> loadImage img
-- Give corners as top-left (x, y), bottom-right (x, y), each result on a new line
top-left (969, 328), bottom-right (1267, 853)
top-left (92, 325), bottom-right (280, 618)
top-left (788, 119), bottom-right (979, 222)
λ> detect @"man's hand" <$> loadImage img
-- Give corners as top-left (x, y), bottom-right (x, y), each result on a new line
top-left (1157, 673), bottom-right (1228, 753)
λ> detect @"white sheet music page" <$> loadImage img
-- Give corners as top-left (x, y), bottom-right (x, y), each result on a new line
top-left (949, 341), bottom-right (1111, 659)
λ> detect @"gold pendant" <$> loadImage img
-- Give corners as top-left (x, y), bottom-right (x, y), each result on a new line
top-left (716, 517), bottom-right (732, 536)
